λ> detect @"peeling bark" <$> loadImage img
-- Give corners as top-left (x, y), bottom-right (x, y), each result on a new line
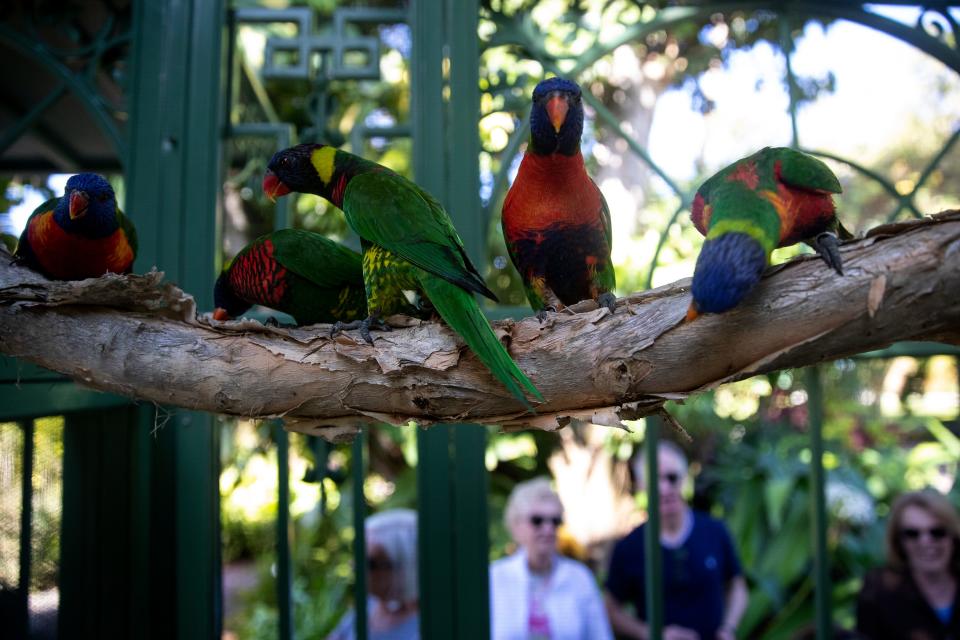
top-left (1, 211), bottom-right (959, 440)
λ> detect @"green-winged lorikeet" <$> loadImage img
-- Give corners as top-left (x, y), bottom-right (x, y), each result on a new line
top-left (14, 173), bottom-right (137, 280)
top-left (263, 143), bottom-right (542, 409)
top-left (688, 146), bottom-right (846, 320)
top-left (213, 228), bottom-right (371, 326)
top-left (501, 77), bottom-right (616, 317)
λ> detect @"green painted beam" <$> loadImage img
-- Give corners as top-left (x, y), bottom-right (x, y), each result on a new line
top-left (17, 420), bottom-right (32, 639)
top-left (453, 425), bottom-right (491, 640)
top-left (127, 1), bottom-right (226, 638)
top-left (643, 416), bottom-right (663, 640)
top-left (352, 429), bottom-right (368, 640)
top-left (274, 423), bottom-right (293, 640)
top-left (806, 366), bottom-right (832, 640)
top-left (0, 382), bottom-right (130, 420)
top-left (416, 426), bottom-right (456, 640)
top-left (59, 407), bottom-right (140, 638)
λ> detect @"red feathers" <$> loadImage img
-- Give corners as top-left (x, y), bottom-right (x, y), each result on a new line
top-left (502, 152), bottom-right (605, 240)
top-left (227, 238), bottom-right (289, 307)
top-left (26, 210), bottom-right (134, 279)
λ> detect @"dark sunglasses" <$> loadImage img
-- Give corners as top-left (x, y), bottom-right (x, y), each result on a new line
top-left (367, 557), bottom-right (394, 571)
top-left (660, 472), bottom-right (681, 486)
top-left (900, 526), bottom-right (948, 541)
top-left (529, 515), bottom-right (563, 528)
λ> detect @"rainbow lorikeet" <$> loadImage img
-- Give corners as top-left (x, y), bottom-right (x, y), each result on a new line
top-left (688, 146), bottom-right (846, 320)
top-left (213, 228), bottom-right (373, 326)
top-left (14, 173), bottom-right (137, 280)
top-left (501, 77), bottom-right (616, 318)
top-left (263, 143), bottom-right (542, 408)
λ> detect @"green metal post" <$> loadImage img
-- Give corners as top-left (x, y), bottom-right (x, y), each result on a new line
top-left (644, 416), bottom-right (663, 640)
top-left (59, 408), bottom-right (140, 638)
top-left (411, 0), bottom-right (492, 636)
top-left (806, 366), bottom-right (831, 640)
top-left (274, 423), bottom-right (293, 640)
top-left (452, 426), bottom-right (491, 640)
top-left (127, 0), bottom-right (226, 637)
top-left (17, 420), bottom-right (33, 640)
top-left (353, 429), bottom-right (368, 640)
top-left (416, 427), bottom-right (456, 640)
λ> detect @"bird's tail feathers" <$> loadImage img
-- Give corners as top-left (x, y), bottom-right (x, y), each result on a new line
top-left (419, 276), bottom-right (542, 410)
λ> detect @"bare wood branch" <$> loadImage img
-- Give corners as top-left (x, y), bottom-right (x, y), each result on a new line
top-left (1, 211), bottom-right (958, 440)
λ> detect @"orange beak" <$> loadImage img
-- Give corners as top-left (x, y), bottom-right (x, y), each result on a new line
top-left (685, 302), bottom-right (700, 322)
top-left (262, 170), bottom-right (291, 203)
top-left (546, 95), bottom-right (568, 133)
top-left (69, 191), bottom-right (89, 220)
top-left (213, 308), bottom-right (231, 321)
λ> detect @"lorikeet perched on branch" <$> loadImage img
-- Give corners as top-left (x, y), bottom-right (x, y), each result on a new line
top-left (688, 147), bottom-right (846, 320)
top-left (501, 77), bottom-right (616, 317)
top-left (14, 173), bottom-right (137, 280)
top-left (213, 229), bottom-right (369, 326)
top-left (263, 144), bottom-right (543, 409)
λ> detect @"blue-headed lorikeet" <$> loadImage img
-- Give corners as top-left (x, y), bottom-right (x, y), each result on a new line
top-left (501, 77), bottom-right (616, 317)
top-left (213, 229), bottom-right (371, 326)
top-left (263, 144), bottom-right (542, 409)
top-left (14, 173), bottom-right (137, 280)
top-left (688, 146), bottom-right (846, 320)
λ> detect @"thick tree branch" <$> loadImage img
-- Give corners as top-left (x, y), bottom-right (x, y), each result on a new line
top-left (1, 211), bottom-right (959, 439)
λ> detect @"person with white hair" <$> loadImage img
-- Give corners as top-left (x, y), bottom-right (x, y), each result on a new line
top-left (490, 477), bottom-right (613, 640)
top-left (604, 441), bottom-right (748, 640)
top-left (328, 509), bottom-right (419, 640)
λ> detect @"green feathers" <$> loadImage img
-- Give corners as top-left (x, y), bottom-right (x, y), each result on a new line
top-left (266, 144), bottom-right (542, 409)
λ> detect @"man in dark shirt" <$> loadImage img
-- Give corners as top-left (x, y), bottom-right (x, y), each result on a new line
top-left (605, 441), bottom-right (748, 640)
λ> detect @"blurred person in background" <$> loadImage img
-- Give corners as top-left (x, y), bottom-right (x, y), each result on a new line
top-left (490, 476), bottom-right (613, 640)
top-left (605, 441), bottom-right (748, 640)
top-left (857, 489), bottom-right (960, 639)
top-left (328, 509), bottom-right (419, 640)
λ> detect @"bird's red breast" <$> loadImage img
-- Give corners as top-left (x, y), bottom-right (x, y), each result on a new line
top-left (502, 151), bottom-right (604, 240)
top-left (27, 210), bottom-right (135, 279)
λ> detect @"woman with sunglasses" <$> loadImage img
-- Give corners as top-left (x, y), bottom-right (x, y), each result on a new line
top-left (490, 477), bottom-right (613, 640)
top-left (328, 509), bottom-right (419, 640)
top-left (857, 489), bottom-right (960, 639)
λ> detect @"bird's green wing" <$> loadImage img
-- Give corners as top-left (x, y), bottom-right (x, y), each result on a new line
top-left (598, 184), bottom-right (613, 252)
top-left (116, 207), bottom-right (139, 259)
top-left (270, 229), bottom-right (364, 289)
top-left (776, 148), bottom-right (842, 194)
top-left (343, 172), bottom-right (495, 299)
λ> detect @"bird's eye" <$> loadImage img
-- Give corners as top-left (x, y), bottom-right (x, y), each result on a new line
top-left (280, 157), bottom-right (289, 167)
top-left (99, 194), bottom-right (109, 202)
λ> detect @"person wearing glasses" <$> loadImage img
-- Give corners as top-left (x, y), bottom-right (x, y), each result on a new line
top-left (604, 441), bottom-right (748, 640)
top-left (856, 489), bottom-right (960, 639)
top-left (328, 509), bottom-right (419, 640)
top-left (490, 477), bottom-right (613, 640)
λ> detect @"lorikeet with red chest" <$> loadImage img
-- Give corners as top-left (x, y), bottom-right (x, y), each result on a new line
top-left (213, 228), bottom-right (373, 326)
top-left (688, 146), bottom-right (846, 319)
top-left (263, 143), bottom-right (542, 409)
top-left (14, 173), bottom-right (137, 280)
top-left (501, 77), bottom-right (616, 317)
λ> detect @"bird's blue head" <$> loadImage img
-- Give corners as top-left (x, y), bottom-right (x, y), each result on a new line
top-left (690, 232), bottom-right (768, 316)
top-left (529, 77), bottom-right (584, 156)
top-left (213, 272), bottom-right (251, 321)
top-left (53, 173), bottom-right (118, 238)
